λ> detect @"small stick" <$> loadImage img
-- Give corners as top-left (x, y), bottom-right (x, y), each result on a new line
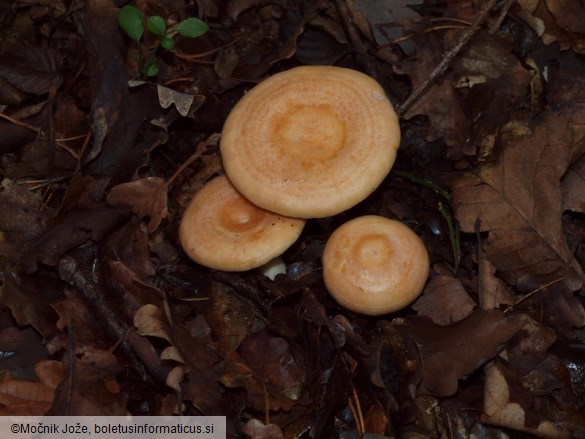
top-left (353, 387), bottom-right (365, 437)
top-left (58, 256), bottom-right (171, 384)
top-left (490, 0), bottom-right (515, 35)
top-left (397, 0), bottom-right (500, 116)
top-left (348, 394), bottom-right (361, 436)
top-left (164, 133), bottom-right (220, 189)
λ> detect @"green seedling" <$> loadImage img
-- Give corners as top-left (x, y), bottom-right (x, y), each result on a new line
top-left (392, 168), bottom-right (461, 273)
top-left (118, 5), bottom-right (209, 78)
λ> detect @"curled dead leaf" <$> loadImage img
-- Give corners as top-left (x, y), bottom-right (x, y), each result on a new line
top-left (482, 361), bottom-right (574, 438)
top-left (107, 177), bottom-right (168, 233)
top-left (0, 360), bottom-right (63, 416)
top-left (134, 304), bottom-right (173, 344)
top-left (401, 309), bottom-right (529, 396)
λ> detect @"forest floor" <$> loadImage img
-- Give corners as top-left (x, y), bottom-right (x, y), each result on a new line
top-left (0, 0), bottom-right (584, 438)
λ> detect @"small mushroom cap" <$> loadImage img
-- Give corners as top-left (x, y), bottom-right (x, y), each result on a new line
top-left (220, 66), bottom-right (400, 218)
top-left (179, 175), bottom-right (306, 271)
top-left (322, 215), bottom-right (429, 315)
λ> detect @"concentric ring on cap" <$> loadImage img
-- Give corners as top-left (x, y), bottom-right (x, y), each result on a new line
top-left (220, 66), bottom-right (400, 218)
top-left (179, 175), bottom-right (306, 271)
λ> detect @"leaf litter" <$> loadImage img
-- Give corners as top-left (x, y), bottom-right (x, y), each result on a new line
top-left (0, 0), bottom-right (584, 437)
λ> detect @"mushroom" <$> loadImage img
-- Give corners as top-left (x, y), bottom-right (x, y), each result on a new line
top-left (220, 66), bottom-right (400, 218)
top-left (179, 175), bottom-right (306, 271)
top-left (322, 215), bottom-right (429, 315)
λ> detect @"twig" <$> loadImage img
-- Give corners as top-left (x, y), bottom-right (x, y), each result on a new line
top-left (0, 111), bottom-right (83, 160)
top-left (348, 394), bottom-right (361, 436)
top-left (439, 201), bottom-right (461, 273)
top-left (164, 133), bottom-right (220, 189)
top-left (58, 256), bottom-right (172, 384)
top-left (506, 275), bottom-right (566, 312)
top-left (263, 382), bottom-right (270, 426)
top-left (174, 32), bottom-right (249, 61)
top-left (64, 316), bottom-right (75, 415)
top-left (490, 0), bottom-right (516, 35)
top-left (430, 17), bottom-right (473, 25)
top-left (348, 387), bottom-right (365, 437)
top-left (0, 110), bottom-right (40, 132)
top-left (390, 25), bottom-right (469, 46)
top-left (397, 0), bottom-right (500, 116)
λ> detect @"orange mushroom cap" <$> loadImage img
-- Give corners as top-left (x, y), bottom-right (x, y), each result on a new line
top-left (220, 66), bottom-right (400, 218)
top-left (179, 175), bottom-right (306, 271)
top-left (322, 215), bottom-right (429, 315)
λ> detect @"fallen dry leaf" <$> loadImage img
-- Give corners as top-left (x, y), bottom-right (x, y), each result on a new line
top-left (47, 346), bottom-right (125, 416)
top-left (412, 272), bottom-right (476, 324)
top-left (451, 73), bottom-right (585, 288)
top-left (483, 361), bottom-right (562, 438)
top-left (398, 30), bottom-right (531, 158)
top-left (168, 304), bottom-right (225, 415)
top-left (108, 260), bottom-right (162, 317)
top-left (134, 304), bottom-right (173, 344)
top-left (0, 178), bottom-right (46, 241)
top-left (400, 309), bottom-right (529, 396)
top-left (482, 319), bottom-right (585, 437)
top-left (482, 359), bottom-right (585, 438)
top-left (0, 273), bottom-right (62, 338)
top-left (21, 206), bottom-right (131, 273)
top-left (452, 32), bottom-right (531, 160)
top-left (514, 0), bottom-right (585, 54)
top-left (220, 352), bottom-right (301, 412)
top-left (0, 360), bottom-right (63, 416)
top-left (0, 47), bottom-right (63, 94)
top-left (166, 365), bottom-right (186, 392)
top-left (51, 288), bottom-right (106, 345)
top-left (0, 325), bottom-right (49, 370)
top-left (514, 275), bottom-right (585, 338)
top-left (477, 258), bottom-right (517, 310)
top-left (562, 153), bottom-right (585, 213)
top-left (103, 215), bottom-right (157, 278)
top-left (204, 282), bottom-right (257, 352)
top-left (239, 328), bottom-right (303, 401)
top-left (396, 34), bottom-right (469, 156)
top-left (363, 400), bottom-right (389, 435)
top-left (107, 177), bottom-right (168, 233)
top-left (349, 0), bottom-right (423, 54)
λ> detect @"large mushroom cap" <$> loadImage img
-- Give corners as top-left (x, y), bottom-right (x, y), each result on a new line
top-left (179, 175), bottom-right (306, 271)
top-left (220, 66), bottom-right (400, 218)
top-left (322, 215), bottom-right (429, 315)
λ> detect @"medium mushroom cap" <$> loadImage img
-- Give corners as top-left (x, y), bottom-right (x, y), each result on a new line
top-left (220, 66), bottom-right (400, 218)
top-left (179, 175), bottom-right (306, 271)
top-left (322, 215), bottom-right (429, 315)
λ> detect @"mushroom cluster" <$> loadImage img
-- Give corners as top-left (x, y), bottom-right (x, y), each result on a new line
top-left (179, 65), bottom-right (428, 314)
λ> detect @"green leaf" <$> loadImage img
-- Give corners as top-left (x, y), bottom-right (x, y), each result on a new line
top-left (176, 18), bottom-right (209, 38)
top-left (161, 37), bottom-right (175, 50)
top-left (118, 5), bottom-right (144, 42)
top-left (145, 63), bottom-right (159, 77)
top-left (147, 15), bottom-right (166, 36)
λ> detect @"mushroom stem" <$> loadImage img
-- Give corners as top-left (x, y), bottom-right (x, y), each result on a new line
top-left (258, 256), bottom-right (287, 280)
